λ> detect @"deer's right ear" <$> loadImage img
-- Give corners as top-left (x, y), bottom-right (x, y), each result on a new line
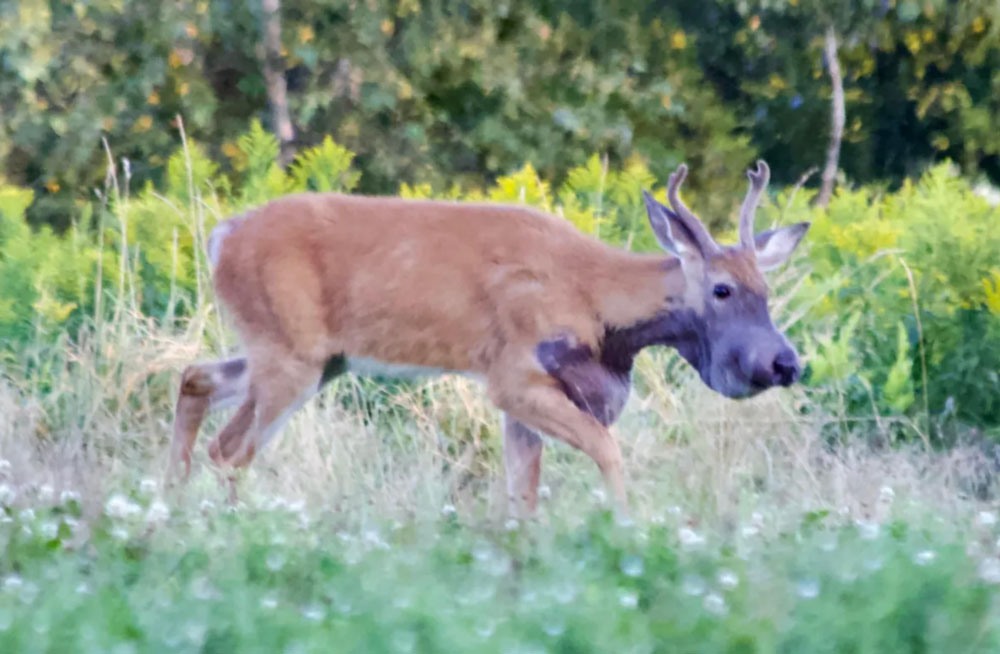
top-left (642, 190), bottom-right (704, 258)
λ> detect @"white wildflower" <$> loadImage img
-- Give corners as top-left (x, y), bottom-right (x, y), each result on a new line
top-left (0, 484), bottom-right (15, 505)
top-left (703, 592), bottom-right (728, 616)
top-left (37, 484), bottom-right (54, 503)
top-left (618, 590), bottom-right (638, 609)
top-left (139, 478), bottom-right (157, 496)
top-left (145, 501), bottom-right (170, 524)
top-left (913, 550), bottom-right (936, 566)
top-left (301, 604), bottom-right (325, 621)
top-left (976, 511), bottom-right (997, 528)
top-left (717, 569), bottom-right (739, 590)
top-left (39, 521), bottom-right (58, 540)
top-left (620, 554), bottom-right (643, 578)
top-left (796, 578), bottom-right (820, 599)
top-left (979, 558), bottom-right (1000, 584)
top-left (678, 527), bottom-right (705, 549)
top-left (104, 494), bottom-right (141, 520)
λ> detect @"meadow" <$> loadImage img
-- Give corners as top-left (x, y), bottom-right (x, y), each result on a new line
top-left (2, 126), bottom-right (1000, 652)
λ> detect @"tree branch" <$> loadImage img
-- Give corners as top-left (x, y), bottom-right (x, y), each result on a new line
top-left (260, 0), bottom-right (295, 166)
top-left (815, 24), bottom-right (845, 209)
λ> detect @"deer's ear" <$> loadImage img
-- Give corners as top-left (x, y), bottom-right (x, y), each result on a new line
top-left (642, 190), bottom-right (705, 259)
top-left (754, 222), bottom-right (810, 271)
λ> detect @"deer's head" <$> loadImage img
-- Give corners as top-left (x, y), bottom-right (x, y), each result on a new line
top-left (642, 161), bottom-right (809, 399)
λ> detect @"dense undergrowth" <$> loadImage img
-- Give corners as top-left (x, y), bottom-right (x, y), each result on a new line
top-left (1, 125), bottom-right (1000, 652)
top-left (1, 122), bottom-right (999, 437)
top-left (2, 484), bottom-right (1000, 653)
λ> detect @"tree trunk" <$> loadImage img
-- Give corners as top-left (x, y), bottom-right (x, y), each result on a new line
top-left (815, 24), bottom-right (845, 208)
top-left (260, 0), bottom-right (295, 165)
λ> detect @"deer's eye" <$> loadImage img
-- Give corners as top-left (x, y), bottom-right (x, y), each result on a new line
top-left (713, 283), bottom-right (733, 299)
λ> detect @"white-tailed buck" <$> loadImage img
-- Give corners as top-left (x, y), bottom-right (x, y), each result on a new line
top-left (169, 161), bottom-right (808, 513)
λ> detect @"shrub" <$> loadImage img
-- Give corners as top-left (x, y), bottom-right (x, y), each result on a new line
top-left (771, 163), bottom-right (1000, 434)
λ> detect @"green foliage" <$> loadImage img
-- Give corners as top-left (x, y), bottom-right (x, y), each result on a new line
top-left (805, 312), bottom-right (861, 386)
top-left (235, 120), bottom-right (291, 207)
top-left (704, 0), bottom-right (1000, 186)
top-left (775, 162), bottom-right (1000, 430)
top-left (2, 496), bottom-right (998, 652)
top-left (290, 136), bottom-right (362, 194)
top-left (0, 186), bottom-right (100, 343)
top-left (883, 323), bottom-right (916, 415)
top-left (1, 125), bottom-right (999, 435)
top-left (6, 0), bottom-right (1000, 231)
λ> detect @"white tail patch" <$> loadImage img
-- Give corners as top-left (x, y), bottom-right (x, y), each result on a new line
top-left (207, 217), bottom-right (243, 269)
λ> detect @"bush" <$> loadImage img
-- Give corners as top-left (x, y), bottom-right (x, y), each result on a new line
top-left (770, 163), bottom-right (1000, 434)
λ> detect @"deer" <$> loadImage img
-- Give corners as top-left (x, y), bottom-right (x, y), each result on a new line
top-left (168, 160), bottom-right (809, 515)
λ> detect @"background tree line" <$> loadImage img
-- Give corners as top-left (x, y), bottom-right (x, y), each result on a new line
top-left (1, 0), bottom-right (999, 230)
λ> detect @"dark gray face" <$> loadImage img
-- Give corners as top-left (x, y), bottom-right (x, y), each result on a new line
top-left (676, 257), bottom-right (801, 399)
top-left (641, 162), bottom-right (810, 401)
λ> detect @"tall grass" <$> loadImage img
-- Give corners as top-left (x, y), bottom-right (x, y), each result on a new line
top-left (0, 131), bottom-right (995, 534)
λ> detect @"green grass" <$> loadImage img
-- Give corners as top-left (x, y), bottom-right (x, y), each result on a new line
top-left (2, 488), bottom-right (998, 653)
top-left (1, 307), bottom-right (999, 652)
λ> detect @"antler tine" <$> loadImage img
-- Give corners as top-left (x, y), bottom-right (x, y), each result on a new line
top-left (739, 160), bottom-right (770, 249)
top-left (666, 163), bottom-right (720, 255)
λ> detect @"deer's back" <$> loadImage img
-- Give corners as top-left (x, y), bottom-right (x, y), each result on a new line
top-left (210, 193), bottom-right (610, 373)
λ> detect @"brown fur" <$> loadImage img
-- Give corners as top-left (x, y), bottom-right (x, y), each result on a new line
top-left (169, 176), bottom-right (808, 516)
top-left (710, 249), bottom-right (769, 296)
top-left (213, 194), bottom-right (675, 371)
top-left (171, 194), bottom-right (682, 513)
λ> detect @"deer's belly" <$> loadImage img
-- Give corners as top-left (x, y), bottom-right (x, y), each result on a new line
top-left (346, 356), bottom-right (481, 382)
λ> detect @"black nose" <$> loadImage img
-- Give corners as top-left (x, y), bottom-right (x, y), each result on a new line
top-left (773, 350), bottom-right (800, 386)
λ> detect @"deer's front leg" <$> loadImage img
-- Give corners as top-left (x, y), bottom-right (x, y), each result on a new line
top-left (503, 415), bottom-right (544, 517)
top-left (488, 351), bottom-right (627, 513)
top-left (536, 334), bottom-right (631, 426)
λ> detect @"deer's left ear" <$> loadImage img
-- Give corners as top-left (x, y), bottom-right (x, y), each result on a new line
top-left (642, 190), bottom-right (704, 259)
top-left (754, 222), bottom-right (810, 271)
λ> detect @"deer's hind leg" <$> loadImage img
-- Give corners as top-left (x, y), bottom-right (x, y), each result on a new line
top-left (207, 352), bottom-right (347, 470)
top-left (169, 357), bottom-right (249, 482)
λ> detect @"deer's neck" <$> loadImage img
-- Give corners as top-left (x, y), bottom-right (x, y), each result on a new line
top-left (594, 252), bottom-right (701, 374)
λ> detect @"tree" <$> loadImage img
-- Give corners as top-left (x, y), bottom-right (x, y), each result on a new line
top-left (259, 0), bottom-right (295, 165)
top-left (707, 0), bottom-right (1000, 193)
top-left (817, 24), bottom-right (845, 207)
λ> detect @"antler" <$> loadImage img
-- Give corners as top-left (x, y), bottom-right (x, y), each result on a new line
top-left (739, 160), bottom-right (770, 250)
top-left (667, 164), bottom-right (721, 255)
